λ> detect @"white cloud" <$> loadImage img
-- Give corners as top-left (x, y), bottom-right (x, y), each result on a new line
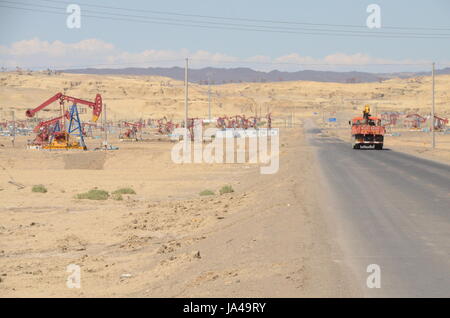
top-left (0, 38), bottom-right (438, 72)
top-left (0, 38), bottom-right (117, 68)
top-left (3, 38), bottom-right (115, 57)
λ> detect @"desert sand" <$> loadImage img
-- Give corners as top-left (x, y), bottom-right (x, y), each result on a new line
top-left (0, 71), bottom-right (449, 297)
top-left (0, 127), bottom-right (358, 297)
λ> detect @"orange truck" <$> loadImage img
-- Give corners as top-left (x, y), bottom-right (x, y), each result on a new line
top-left (350, 105), bottom-right (385, 150)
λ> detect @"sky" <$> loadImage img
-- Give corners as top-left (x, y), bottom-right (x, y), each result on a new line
top-left (0, 0), bottom-right (450, 72)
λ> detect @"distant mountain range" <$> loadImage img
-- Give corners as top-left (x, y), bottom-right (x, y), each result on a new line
top-left (61, 66), bottom-right (450, 84)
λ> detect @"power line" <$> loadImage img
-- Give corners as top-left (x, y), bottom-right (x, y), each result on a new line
top-left (9, 1), bottom-right (450, 37)
top-left (1, 2), bottom-right (450, 39)
top-left (36, 0), bottom-right (450, 32)
top-left (71, 8), bottom-right (450, 37)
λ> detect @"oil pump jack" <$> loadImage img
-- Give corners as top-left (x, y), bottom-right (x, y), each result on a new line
top-left (26, 92), bottom-right (102, 150)
top-left (119, 121), bottom-right (145, 141)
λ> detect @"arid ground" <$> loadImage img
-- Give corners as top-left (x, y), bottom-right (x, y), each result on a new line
top-left (0, 72), bottom-right (449, 297)
top-left (0, 127), bottom-right (361, 297)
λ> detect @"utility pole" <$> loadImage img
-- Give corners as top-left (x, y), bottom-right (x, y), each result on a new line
top-left (184, 58), bottom-right (189, 146)
top-left (431, 62), bottom-right (435, 149)
top-left (208, 77), bottom-right (211, 122)
top-left (103, 103), bottom-right (108, 149)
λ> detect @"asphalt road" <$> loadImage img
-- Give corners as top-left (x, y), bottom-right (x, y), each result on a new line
top-left (306, 122), bottom-right (450, 297)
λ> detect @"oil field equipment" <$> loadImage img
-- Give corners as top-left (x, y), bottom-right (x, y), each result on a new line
top-left (26, 92), bottom-right (102, 150)
top-left (119, 121), bottom-right (145, 141)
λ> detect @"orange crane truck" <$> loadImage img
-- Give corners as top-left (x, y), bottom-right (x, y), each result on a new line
top-left (350, 105), bottom-right (385, 150)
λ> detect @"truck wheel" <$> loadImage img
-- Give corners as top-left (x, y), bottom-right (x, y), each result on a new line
top-left (375, 144), bottom-right (383, 150)
top-left (353, 144), bottom-right (360, 149)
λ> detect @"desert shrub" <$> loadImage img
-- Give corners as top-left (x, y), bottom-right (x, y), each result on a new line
top-left (76, 189), bottom-right (109, 200)
top-left (199, 189), bottom-right (215, 196)
top-left (112, 193), bottom-right (123, 201)
top-left (32, 184), bottom-right (47, 193)
top-left (112, 187), bottom-right (136, 195)
top-left (219, 185), bottom-right (234, 195)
